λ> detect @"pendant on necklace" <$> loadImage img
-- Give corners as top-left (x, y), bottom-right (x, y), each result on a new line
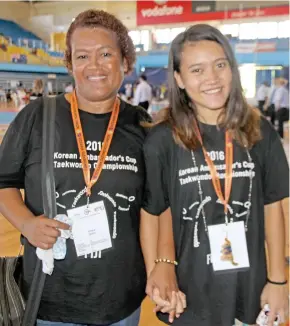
top-left (220, 237), bottom-right (238, 266)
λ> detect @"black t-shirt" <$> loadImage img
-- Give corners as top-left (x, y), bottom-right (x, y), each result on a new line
top-left (143, 119), bottom-right (289, 326)
top-left (0, 94), bottom-right (150, 324)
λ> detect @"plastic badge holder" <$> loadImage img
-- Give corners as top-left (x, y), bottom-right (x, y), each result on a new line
top-left (256, 304), bottom-right (280, 326)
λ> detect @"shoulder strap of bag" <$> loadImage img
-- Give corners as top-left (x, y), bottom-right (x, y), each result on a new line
top-left (22, 95), bottom-right (57, 326)
top-left (41, 96), bottom-right (57, 219)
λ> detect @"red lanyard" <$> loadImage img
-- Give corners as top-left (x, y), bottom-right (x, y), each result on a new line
top-left (69, 90), bottom-right (120, 196)
top-left (193, 120), bottom-right (233, 214)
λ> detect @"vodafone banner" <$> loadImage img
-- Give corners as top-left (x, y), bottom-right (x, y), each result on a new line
top-left (136, 1), bottom-right (289, 26)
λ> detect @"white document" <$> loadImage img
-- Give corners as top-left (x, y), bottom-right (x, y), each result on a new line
top-left (67, 201), bottom-right (112, 257)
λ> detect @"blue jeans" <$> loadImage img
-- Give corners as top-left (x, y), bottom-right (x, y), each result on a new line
top-left (37, 307), bottom-right (141, 326)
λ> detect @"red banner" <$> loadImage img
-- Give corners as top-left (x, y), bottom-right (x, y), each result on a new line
top-left (136, 1), bottom-right (289, 26)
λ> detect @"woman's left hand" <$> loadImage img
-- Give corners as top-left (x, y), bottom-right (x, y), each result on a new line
top-left (260, 282), bottom-right (289, 325)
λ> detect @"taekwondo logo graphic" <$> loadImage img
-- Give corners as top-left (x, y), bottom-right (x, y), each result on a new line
top-left (56, 188), bottom-right (136, 259)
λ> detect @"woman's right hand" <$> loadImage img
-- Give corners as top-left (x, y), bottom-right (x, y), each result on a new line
top-left (146, 263), bottom-right (187, 323)
top-left (21, 215), bottom-right (70, 249)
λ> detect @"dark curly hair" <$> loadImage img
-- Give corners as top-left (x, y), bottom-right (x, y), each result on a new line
top-left (64, 9), bottom-right (136, 74)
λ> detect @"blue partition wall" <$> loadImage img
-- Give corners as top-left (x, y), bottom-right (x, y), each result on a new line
top-left (136, 38), bottom-right (289, 71)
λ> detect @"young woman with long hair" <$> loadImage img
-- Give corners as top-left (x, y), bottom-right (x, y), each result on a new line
top-left (141, 24), bottom-right (289, 326)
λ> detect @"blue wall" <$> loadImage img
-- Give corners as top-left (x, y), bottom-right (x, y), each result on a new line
top-left (235, 52), bottom-right (289, 66)
top-left (136, 54), bottom-right (169, 72)
top-left (136, 38), bottom-right (289, 73)
top-left (135, 51), bottom-right (289, 73)
top-left (0, 63), bottom-right (68, 74)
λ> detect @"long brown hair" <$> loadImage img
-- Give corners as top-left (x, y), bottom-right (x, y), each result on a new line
top-left (33, 79), bottom-right (43, 94)
top-left (159, 24), bottom-right (261, 150)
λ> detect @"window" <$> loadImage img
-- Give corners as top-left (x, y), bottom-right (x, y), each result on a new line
top-left (220, 24), bottom-right (239, 37)
top-left (128, 31), bottom-right (141, 45)
top-left (278, 20), bottom-right (290, 38)
top-left (239, 64), bottom-right (256, 98)
top-left (239, 23), bottom-right (258, 40)
top-left (257, 22), bottom-right (278, 39)
top-left (154, 28), bottom-right (171, 44)
top-left (140, 30), bottom-right (149, 51)
top-left (154, 27), bottom-right (186, 44)
top-left (170, 27), bottom-right (186, 40)
top-left (129, 30), bottom-right (149, 51)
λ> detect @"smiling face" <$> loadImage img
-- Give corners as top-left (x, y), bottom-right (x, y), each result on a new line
top-left (174, 40), bottom-right (232, 118)
top-left (70, 27), bottom-right (128, 102)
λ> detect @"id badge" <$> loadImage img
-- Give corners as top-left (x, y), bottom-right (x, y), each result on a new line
top-left (208, 221), bottom-right (250, 272)
top-left (67, 201), bottom-right (112, 257)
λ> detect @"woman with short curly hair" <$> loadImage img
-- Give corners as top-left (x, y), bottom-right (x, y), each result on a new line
top-left (0, 9), bottom-right (152, 326)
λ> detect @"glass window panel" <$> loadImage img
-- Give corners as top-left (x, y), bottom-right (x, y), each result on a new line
top-left (140, 30), bottom-right (149, 51)
top-left (239, 23), bottom-right (258, 40)
top-left (278, 20), bottom-right (290, 38)
top-left (128, 30), bottom-right (141, 45)
top-left (170, 27), bottom-right (186, 40)
top-left (154, 28), bottom-right (171, 43)
top-left (257, 22), bottom-right (278, 39)
top-left (220, 24), bottom-right (239, 37)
